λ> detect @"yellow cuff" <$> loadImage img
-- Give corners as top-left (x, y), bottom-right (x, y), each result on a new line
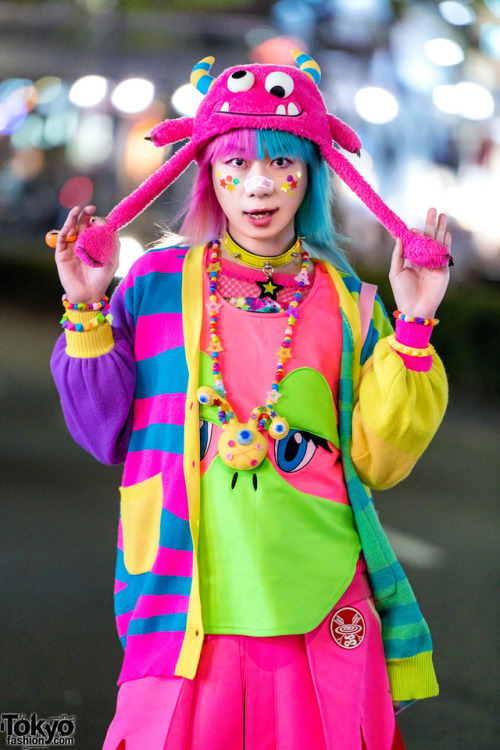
top-left (387, 651), bottom-right (439, 701)
top-left (385, 334), bottom-right (435, 358)
top-left (64, 309), bottom-right (115, 359)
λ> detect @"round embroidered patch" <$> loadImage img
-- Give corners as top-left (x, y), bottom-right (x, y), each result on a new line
top-left (330, 606), bottom-right (366, 649)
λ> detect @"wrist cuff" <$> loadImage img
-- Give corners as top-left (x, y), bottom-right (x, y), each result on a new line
top-left (386, 333), bottom-right (434, 373)
top-left (395, 319), bottom-right (433, 348)
top-left (64, 310), bottom-right (114, 358)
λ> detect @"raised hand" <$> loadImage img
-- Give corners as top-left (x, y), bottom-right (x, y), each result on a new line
top-left (389, 208), bottom-right (451, 320)
top-left (55, 205), bottom-right (120, 304)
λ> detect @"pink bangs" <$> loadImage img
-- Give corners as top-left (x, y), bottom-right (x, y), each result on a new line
top-left (179, 130), bottom-right (261, 246)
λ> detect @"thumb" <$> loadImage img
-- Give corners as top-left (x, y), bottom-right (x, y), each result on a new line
top-left (389, 238), bottom-right (405, 279)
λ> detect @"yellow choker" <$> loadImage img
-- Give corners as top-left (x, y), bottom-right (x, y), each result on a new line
top-left (221, 233), bottom-right (302, 275)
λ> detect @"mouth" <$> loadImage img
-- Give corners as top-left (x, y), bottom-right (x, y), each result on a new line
top-left (217, 102), bottom-right (303, 117)
top-left (244, 208), bottom-right (278, 219)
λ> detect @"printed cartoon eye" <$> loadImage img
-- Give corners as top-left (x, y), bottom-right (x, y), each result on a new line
top-left (274, 429), bottom-right (332, 473)
top-left (200, 420), bottom-right (214, 460)
top-left (274, 429), bottom-right (316, 472)
top-left (265, 72), bottom-right (294, 99)
top-left (227, 70), bottom-right (255, 93)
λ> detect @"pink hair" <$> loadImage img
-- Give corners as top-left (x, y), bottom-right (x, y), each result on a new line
top-left (179, 130), bottom-right (264, 246)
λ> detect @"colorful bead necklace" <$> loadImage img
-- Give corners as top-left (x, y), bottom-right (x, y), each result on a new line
top-left (197, 238), bottom-right (310, 471)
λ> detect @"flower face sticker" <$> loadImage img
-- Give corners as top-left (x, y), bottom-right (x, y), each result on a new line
top-left (216, 171), bottom-right (241, 192)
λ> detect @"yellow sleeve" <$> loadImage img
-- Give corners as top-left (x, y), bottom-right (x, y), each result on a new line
top-left (351, 337), bottom-right (448, 489)
top-left (64, 309), bottom-right (115, 358)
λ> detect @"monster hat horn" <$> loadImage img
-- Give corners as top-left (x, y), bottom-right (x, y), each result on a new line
top-left (75, 50), bottom-right (451, 269)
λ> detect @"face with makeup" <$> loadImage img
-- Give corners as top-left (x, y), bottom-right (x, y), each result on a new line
top-left (211, 152), bottom-right (307, 255)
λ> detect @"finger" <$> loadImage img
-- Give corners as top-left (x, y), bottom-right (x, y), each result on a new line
top-left (435, 212), bottom-right (448, 245)
top-left (59, 206), bottom-right (81, 237)
top-left (444, 230), bottom-right (452, 250)
top-left (56, 207), bottom-right (81, 252)
top-left (424, 207), bottom-right (437, 238)
top-left (92, 215), bottom-right (109, 227)
top-left (389, 238), bottom-right (405, 278)
top-left (64, 205), bottom-right (81, 226)
top-left (77, 204), bottom-right (97, 231)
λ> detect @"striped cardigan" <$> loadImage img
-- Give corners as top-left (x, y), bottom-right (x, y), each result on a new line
top-left (52, 243), bottom-right (447, 701)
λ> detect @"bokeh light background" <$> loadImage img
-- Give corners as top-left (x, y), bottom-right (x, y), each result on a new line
top-left (3, 0), bottom-right (500, 280)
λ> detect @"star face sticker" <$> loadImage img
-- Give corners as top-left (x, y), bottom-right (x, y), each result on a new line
top-left (256, 277), bottom-right (284, 301)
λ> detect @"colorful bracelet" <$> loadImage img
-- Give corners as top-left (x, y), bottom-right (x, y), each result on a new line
top-left (62, 294), bottom-right (109, 312)
top-left (60, 311), bottom-right (113, 332)
top-left (393, 310), bottom-right (439, 326)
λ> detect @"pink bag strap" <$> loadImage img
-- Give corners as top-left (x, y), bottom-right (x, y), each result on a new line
top-left (358, 282), bottom-right (378, 346)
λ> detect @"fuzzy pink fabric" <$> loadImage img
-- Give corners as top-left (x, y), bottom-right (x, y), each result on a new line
top-left (77, 55), bottom-right (451, 269)
top-left (76, 224), bottom-right (116, 267)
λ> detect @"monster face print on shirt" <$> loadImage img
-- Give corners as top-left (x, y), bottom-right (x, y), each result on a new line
top-left (197, 352), bottom-right (361, 636)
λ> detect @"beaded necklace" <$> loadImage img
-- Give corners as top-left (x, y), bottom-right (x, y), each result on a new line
top-left (197, 238), bottom-right (310, 472)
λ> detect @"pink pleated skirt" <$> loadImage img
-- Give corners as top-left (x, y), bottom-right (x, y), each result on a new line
top-left (103, 576), bottom-right (405, 750)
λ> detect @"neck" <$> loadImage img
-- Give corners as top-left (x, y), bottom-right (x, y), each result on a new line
top-left (220, 229), bottom-right (305, 276)
top-left (226, 224), bottom-right (297, 258)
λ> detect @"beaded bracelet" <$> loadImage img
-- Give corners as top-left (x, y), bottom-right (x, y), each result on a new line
top-left (393, 310), bottom-right (439, 326)
top-left (60, 311), bottom-right (113, 332)
top-left (62, 294), bottom-right (109, 312)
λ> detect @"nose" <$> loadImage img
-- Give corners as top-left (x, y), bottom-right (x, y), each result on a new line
top-left (244, 174), bottom-right (274, 198)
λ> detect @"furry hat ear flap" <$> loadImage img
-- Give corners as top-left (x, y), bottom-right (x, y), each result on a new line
top-left (327, 114), bottom-right (362, 155)
top-left (322, 145), bottom-right (449, 268)
top-left (75, 140), bottom-right (197, 267)
top-left (148, 116), bottom-right (194, 147)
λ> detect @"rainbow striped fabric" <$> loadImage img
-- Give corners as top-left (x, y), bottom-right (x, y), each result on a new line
top-left (72, 244), bottom-right (442, 701)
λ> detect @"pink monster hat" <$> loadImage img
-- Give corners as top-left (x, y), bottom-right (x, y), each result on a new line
top-left (75, 50), bottom-right (451, 269)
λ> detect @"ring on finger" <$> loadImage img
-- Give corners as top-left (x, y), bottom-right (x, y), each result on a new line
top-left (45, 227), bottom-right (79, 248)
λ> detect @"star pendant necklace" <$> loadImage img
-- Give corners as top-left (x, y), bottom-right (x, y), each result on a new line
top-left (221, 232), bottom-right (303, 301)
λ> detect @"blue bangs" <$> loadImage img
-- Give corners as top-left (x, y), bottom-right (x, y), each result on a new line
top-left (257, 131), bottom-right (346, 265)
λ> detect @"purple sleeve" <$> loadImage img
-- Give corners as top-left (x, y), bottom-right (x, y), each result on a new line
top-left (50, 288), bottom-right (136, 465)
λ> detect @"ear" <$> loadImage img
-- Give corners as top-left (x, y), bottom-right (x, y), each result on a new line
top-left (327, 114), bottom-right (362, 155)
top-left (148, 116), bottom-right (194, 147)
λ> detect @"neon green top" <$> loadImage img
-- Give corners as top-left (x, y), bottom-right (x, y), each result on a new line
top-left (198, 262), bottom-right (361, 635)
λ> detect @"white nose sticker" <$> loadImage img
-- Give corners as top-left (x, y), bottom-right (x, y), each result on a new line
top-left (244, 175), bottom-right (274, 195)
